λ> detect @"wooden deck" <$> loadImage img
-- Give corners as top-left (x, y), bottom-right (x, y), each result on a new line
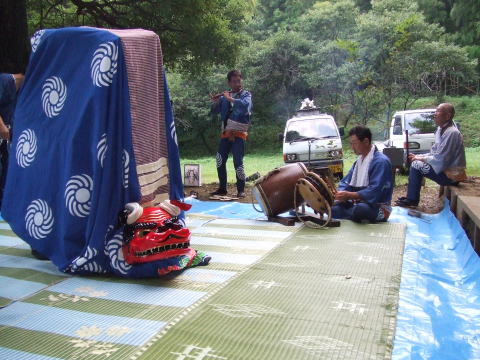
top-left (445, 178), bottom-right (480, 254)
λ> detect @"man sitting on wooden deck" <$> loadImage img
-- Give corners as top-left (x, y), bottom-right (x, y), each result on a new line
top-left (396, 103), bottom-right (467, 208)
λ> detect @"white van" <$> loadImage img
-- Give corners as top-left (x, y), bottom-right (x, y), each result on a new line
top-left (281, 101), bottom-right (344, 178)
top-left (385, 108), bottom-right (437, 155)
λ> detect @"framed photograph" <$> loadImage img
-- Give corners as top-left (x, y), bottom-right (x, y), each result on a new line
top-left (184, 164), bottom-right (201, 187)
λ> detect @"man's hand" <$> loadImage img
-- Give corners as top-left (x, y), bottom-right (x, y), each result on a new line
top-left (223, 91), bottom-right (234, 103)
top-left (335, 191), bottom-right (362, 202)
top-left (335, 191), bottom-right (352, 201)
top-left (209, 93), bottom-right (222, 102)
top-left (408, 153), bottom-right (424, 163)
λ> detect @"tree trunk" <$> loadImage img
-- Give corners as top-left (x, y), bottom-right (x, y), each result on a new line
top-left (0, 0), bottom-right (30, 73)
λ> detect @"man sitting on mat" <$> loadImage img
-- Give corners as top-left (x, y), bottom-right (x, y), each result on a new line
top-left (395, 103), bottom-right (466, 208)
top-left (332, 125), bottom-right (394, 223)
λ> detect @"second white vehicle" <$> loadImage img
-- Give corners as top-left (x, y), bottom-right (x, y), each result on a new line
top-left (386, 108), bottom-right (437, 155)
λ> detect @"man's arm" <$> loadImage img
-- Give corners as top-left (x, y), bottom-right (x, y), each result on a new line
top-left (411, 130), bottom-right (462, 173)
top-left (225, 90), bottom-right (251, 115)
top-left (334, 164), bottom-right (356, 201)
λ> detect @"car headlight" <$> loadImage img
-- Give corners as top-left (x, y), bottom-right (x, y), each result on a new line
top-left (285, 154), bottom-right (297, 161)
top-left (328, 150), bottom-right (343, 158)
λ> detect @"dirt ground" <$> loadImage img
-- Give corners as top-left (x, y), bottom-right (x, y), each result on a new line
top-left (185, 181), bottom-right (452, 215)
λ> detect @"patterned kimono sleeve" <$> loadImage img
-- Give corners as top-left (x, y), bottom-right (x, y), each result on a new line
top-left (424, 130), bottom-right (462, 174)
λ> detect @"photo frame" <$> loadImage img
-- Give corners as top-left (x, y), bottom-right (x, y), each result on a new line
top-left (184, 164), bottom-right (201, 187)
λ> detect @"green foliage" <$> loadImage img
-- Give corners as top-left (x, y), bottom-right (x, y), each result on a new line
top-left (240, 30), bottom-right (311, 121)
top-left (255, 0), bottom-right (316, 33)
top-left (21, 0), bottom-right (480, 156)
top-left (417, 0), bottom-right (480, 71)
top-left (450, 0), bottom-right (480, 68)
top-left (26, 0), bottom-right (249, 72)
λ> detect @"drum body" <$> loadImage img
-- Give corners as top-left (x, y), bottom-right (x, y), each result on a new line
top-left (252, 163), bottom-right (307, 217)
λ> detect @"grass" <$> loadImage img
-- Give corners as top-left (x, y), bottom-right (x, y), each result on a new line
top-left (181, 147), bottom-right (480, 185)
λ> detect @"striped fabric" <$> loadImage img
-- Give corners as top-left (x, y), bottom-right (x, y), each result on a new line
top-left (108, 29), bottom-right (170, 204)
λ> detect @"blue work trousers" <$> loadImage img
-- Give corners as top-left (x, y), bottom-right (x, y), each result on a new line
top-left (331, 201), bottom-right (380, 223)
top-left (406, 161), bottom-right (456, 202)
top-left (216, 137), bottom-right (245, 193)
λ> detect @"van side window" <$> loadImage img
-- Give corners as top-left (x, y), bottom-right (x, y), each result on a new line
top-left (393, 115), bottom-right (402, 135)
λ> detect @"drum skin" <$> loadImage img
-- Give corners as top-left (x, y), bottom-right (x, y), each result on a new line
top-left (253, 163), bottom-right (307, 216)
top-left (296, 172), bottom-right (333, 214)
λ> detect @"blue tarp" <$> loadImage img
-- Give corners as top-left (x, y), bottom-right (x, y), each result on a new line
top-left (1, 27), bottom-right (192, 278)
top-left (390, 203), bottom-right (480, 360)
top-left (186, 197), bottom-right (266, 219)
top-left (187, 198), bottom-right (480, 359)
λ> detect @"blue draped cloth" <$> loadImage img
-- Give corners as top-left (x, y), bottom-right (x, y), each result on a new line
top-left (1, 27), bottom-right (192, 278)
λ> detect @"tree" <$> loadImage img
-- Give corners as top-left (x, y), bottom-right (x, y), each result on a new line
top-left (416, 0), bottom-right (456, 33)
top-left (168, 69), bottom-right (228, 154)
top-left (297, 0), bottom-right (363, 124)
top-left (25, 0), bottom-right (250, 73)
top-left (0, 0), bottom-right (30, 72)
top-left (255, 0), bottom-right (316, 34)
top-left (356, 0), bottom-right (469, 122)
top-left (240, 31), bottom-right (311, 122)
top-left (450, 0), bottom-right (480, 72)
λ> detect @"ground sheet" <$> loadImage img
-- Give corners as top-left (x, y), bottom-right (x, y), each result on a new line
top-left (0, 212), bottom-right (405, 359)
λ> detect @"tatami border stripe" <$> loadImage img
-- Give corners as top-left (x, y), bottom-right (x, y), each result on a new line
top-left (127, 223), bottom-right (303, 360)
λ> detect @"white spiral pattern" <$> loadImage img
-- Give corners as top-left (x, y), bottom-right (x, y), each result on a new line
top-left (97, 134), bottom-right (107, 167)
top-left (170, 122), bottom-right (178, 146)
top-left (106, 233), bottom-right (131, 274)
top-left (70, 247), bottom-right (106, 274)
top-left (103, 225), bottom-right (115, 258)
top-left (31, 30), bottom-right (45, 52)
top-left (236, 164), bottom-right (246, 181)
top-left (65, 174), bottom-right (93, 217)
top-left (25, 199), bottom-right (54, 239)
top-left (42, 76), bottom-right (67, 118)
top-left (70, 246), bottom-right (97, 271)
top-left (122, 150), bottom-right (129, 188)
top-left (91, 42), bottom-right (118, 87)
top-left (16, 129), bottom-right (37, 168)
top-left (216, 153), bottom-right (223, 168)
top-left (83, 262), bottom-right (106, 273)
top-left (412, 160), bottom-right (432, 175)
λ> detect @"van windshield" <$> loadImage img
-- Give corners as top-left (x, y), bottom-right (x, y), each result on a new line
top-left (405, 112), bottom-right (436, 135)
top-left (285, 118), bottom-right (338, 142)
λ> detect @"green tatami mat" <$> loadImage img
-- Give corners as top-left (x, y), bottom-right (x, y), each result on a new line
top-left (0, 217), bottom-right (300, 359)
top-left (137, 221), bottom-right (406, 360)
top-left (0, 217), bottom-right (405, 359)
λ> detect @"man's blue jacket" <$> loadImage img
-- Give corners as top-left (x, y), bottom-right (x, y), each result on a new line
top-left (211, 89), bottom-right (252, 125)
top-left (338, 147), bottom-right (394, 205)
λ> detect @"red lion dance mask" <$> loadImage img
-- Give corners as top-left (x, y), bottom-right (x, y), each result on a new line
top-left (119, 200), bottom-right (192, 264)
